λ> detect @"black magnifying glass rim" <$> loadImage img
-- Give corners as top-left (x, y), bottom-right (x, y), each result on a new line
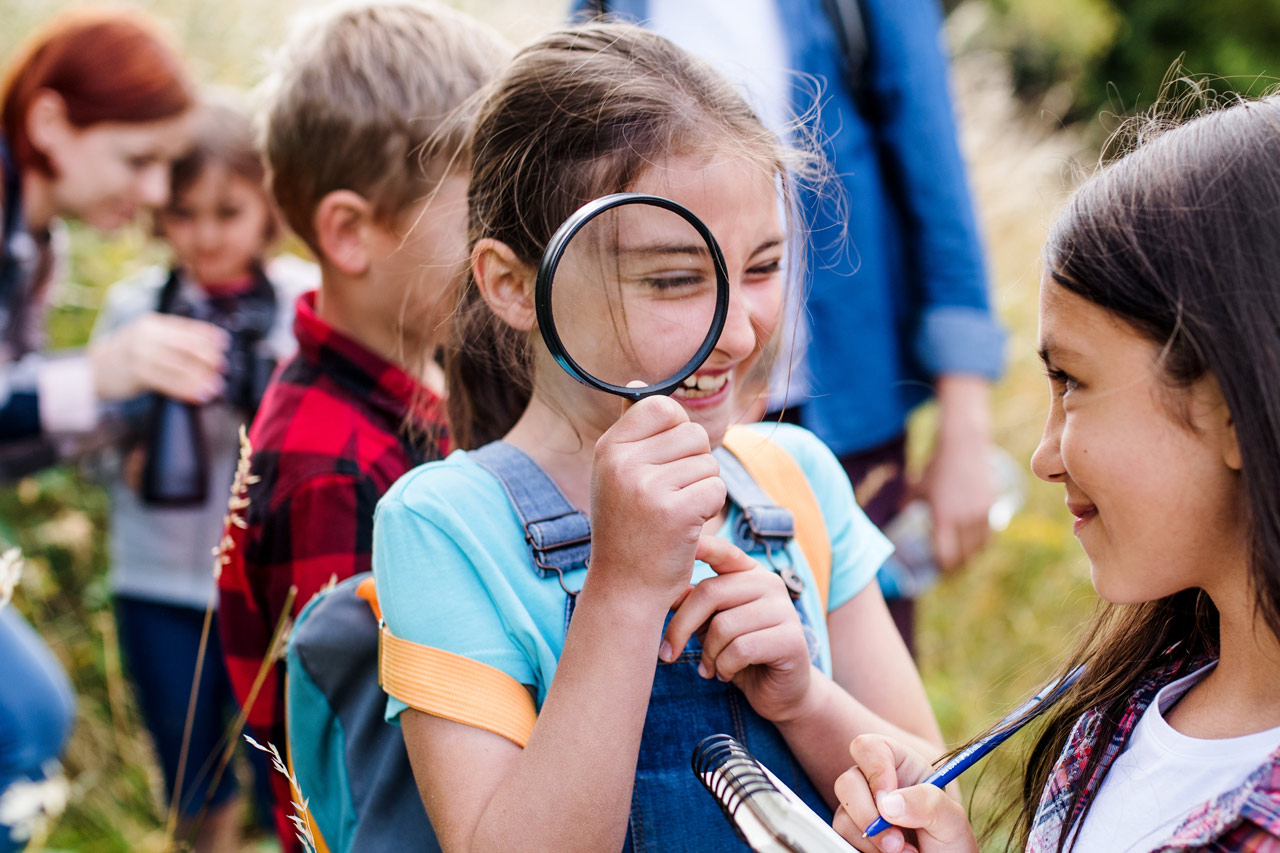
top-left (534, 192), bottom-right (731, 401)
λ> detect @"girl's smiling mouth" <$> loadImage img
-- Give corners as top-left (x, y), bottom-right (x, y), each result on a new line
top-left (1067, 500), bottom-right (1097, 534)
top-left (673, 369), bottom-right (731, 404)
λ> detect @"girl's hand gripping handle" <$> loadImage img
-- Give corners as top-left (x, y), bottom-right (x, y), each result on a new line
top-left (589, 394), bottom-right (726, 604)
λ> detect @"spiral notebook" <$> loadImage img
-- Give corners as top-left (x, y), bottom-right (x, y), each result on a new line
top-left (692, 734), bottom-right (856, 853)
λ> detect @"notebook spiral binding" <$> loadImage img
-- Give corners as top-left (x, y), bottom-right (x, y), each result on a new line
top-left (692, 733), bottom-right (780, 842)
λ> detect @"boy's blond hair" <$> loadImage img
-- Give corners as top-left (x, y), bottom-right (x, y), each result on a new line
top-left (261, 0), bottom-right (509, 253)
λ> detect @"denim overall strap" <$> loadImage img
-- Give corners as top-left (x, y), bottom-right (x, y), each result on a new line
top-left (470, 441), bottom-right (590, 630)
top-left (712, 446), bottom-right (810, 597)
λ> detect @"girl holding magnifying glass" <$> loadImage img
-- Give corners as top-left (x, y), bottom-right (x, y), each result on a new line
top-left (373, 22), bottom-right (941, 851)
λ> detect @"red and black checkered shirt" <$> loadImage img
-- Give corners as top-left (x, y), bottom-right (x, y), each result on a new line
top-left (217, 290), bottom-right (446, 847)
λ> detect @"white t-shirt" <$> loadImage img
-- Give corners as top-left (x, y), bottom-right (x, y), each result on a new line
top-left (1072, 663), bottom-right (1280, 853)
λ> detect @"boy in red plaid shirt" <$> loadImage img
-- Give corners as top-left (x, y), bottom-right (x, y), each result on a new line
top-left (214, 4), bottom-right (509, 847)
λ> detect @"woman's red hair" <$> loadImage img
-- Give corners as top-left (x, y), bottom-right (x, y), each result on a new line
top-left (1, 7), bottom-right (194, 175)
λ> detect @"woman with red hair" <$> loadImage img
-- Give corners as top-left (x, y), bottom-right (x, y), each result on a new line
top-left (1, 8), bottom-right (232, 450)
top-left (0, 10), bottom-right (222, 851)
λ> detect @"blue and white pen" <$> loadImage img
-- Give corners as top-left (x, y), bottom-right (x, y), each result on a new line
top-left (862, 666), bottom-right (1085, 839)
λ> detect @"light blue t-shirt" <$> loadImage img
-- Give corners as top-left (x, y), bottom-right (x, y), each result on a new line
top-left (373, 422), bottom-right (892, 722)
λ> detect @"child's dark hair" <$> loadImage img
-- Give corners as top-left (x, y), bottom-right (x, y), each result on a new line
top-left (1006, 96), bottom-right (1280, 850)
top-left (164, 94), bottom-right (279, 244)
top-left (446, 22), bottom-right (817, 449)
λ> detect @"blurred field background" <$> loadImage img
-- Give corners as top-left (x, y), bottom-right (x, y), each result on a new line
top-left (1, 0), bottom-right (1277, 850)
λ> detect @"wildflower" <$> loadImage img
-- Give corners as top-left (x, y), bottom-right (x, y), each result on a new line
top-left (0, 764), bottom-right (69, 844)
top-left (0, 548), bottom-right (24, 611)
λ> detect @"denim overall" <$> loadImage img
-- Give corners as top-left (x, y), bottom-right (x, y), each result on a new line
top-left (471, 442), bottom-right (834, 852)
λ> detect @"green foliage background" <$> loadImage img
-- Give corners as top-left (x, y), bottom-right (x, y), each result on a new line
top-left (977, 0), bottom-right (1280, 126)
top-left (1, 0), bottom-right (1271, 849)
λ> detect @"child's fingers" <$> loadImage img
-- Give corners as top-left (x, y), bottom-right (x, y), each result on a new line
top-left (679, 475), bottom-right (729, 525)
top-left (834, 809), bottom-right (901, 853)
top-left (640, 420), bottom-right (716, 467)
top-left (871, 787), bottom-right (976, 852)
top-left (660, 452), bottom-right (721, 492)
top-left (847, 735), bottom-right (911, 802)
top-left (695, 535), bottom-right (761, 574)
top-left (660, 573), bottom-right (761, 661)
top-left (705, 622), bottom-right (800, 682)
top-left (834, 767), bottom-right (904, 853)
top-left (845, 736), bottom-right (977, 853)
top-left (609, 394), bottom-right (690, 441)
top-left (660, 560), bottom-right (781, 661)
top-left (667, 584), bottom-right (694, 612)
top-left (137, 351), bottom-right (225, 403)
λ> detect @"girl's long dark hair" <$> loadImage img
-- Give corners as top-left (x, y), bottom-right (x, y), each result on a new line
top-left (1007, 97), bottom-right (1280, 850)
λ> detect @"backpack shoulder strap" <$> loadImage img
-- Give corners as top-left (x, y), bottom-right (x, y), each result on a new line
top-left (720, 425), bottom-right (833, 611)
top-left (358, 577), bottom-right (538, 748)
top-left (819, 0), bottom-right (873, 116)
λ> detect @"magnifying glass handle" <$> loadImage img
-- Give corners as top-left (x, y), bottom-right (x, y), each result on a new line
top-left (622, 380), bottom-right (648, 409)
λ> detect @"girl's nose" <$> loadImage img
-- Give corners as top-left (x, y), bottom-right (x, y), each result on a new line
top-left (715, 286), bottom-right (757, 360)
top-left (196, 219), bottom-right (220, 251)
top-left (1030, 407), bottom-right (1065, 483)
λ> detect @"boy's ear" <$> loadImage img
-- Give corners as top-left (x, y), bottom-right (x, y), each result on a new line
top-left (314, 190), bottom-right (375, 276)
top-left (472, 238), bottom-right (535, 331)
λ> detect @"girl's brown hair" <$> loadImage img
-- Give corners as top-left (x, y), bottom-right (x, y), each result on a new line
top-left (446, 22), bottom-right (817, 449)
top-left (1, 7), bottom-right (193, 176)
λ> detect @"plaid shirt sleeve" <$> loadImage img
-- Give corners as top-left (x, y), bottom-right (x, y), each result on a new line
top-left (217, 470), bottom-right (377, 741)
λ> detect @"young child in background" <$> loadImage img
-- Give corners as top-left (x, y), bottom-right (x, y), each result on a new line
top-left (94, 95), bottom-right (314, 853)
top-left (834, 97), bottom-right (1280, 852)
top-left (212, 3), bottom-right (510, 847)
top-left (372, 22), bottom-right (941, 851)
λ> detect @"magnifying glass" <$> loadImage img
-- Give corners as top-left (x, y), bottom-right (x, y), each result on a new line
top-left (535, 193), bottom-right (730, 400)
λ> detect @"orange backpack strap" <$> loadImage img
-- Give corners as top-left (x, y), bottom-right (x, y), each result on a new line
top-left (355, 576), bottom-right (382, 620)
top-left (377, 625), bottom-right (537, 747)
top-left (721, 426), bottom-right (833, 611)
top-left (363, 578), bottom-right (537, 747)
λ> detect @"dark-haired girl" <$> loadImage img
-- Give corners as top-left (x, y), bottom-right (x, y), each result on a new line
top-left (834, 98), bottom-right (1280, 853)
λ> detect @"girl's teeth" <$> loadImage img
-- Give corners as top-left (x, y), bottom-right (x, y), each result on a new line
top-left (678, 372), bottom-right (728, 397)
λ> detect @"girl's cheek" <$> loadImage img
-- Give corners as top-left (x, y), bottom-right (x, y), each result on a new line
top-left (746, 282), bottom-right (784, 341)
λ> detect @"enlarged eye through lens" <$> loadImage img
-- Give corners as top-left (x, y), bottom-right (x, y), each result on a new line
top-left (537, 194), bottom-right (728, 399)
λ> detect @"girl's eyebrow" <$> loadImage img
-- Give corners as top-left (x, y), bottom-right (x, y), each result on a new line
top-left (1038, 338), bottom-right (1084, 366)
top-left (615, 242), bottom-right (709, 258)
top-left (751, 237), bottom-right (784, 256)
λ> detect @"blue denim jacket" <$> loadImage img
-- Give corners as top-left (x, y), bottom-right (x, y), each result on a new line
top-left (571, 0), bottom-right (1005, 456)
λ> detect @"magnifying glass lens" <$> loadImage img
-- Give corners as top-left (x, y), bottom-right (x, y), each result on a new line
top-left (549, 203), bottom-right (721, 389)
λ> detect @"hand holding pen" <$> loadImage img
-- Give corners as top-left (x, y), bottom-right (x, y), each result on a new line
top-left (834, 667), bottom-right (1083, 848)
